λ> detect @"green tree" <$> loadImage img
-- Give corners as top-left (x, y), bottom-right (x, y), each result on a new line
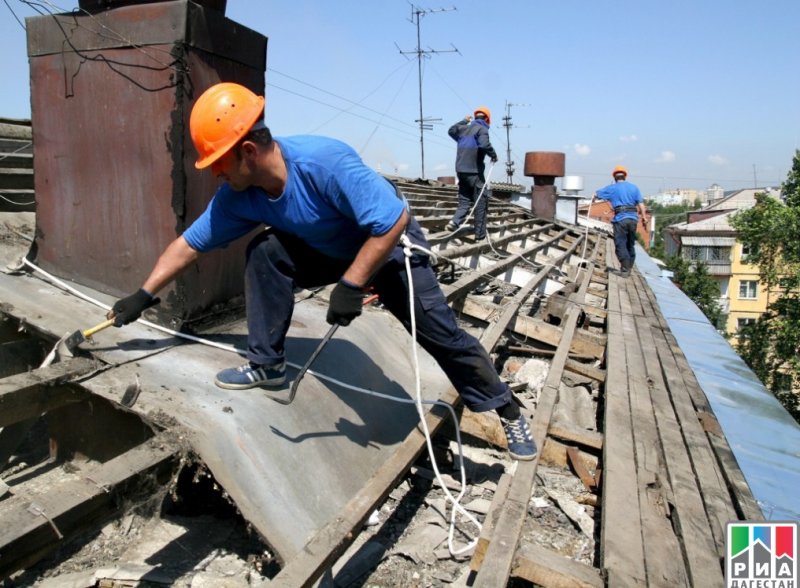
top-left (730, 150), bottom-right (800, 422)
top-left (666, 255), bottom-right (725, 329)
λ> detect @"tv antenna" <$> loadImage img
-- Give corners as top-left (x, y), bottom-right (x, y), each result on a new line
top-left (396, 3), bottom-right (459, 179)
top-left (502, 101), bottom-right (529, 183)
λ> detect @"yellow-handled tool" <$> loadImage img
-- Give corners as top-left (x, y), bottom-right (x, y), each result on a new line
top-left (62, 318), bottom-right (116, 353)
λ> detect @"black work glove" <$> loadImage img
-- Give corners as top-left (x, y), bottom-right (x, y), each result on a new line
top-left (109, 288), bottom-right (160, 326)
top-left (326, 280), bottom-right (364, 326)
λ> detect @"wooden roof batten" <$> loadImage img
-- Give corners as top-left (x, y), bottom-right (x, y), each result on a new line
top-left (0, 168), bottom-right (762, 585)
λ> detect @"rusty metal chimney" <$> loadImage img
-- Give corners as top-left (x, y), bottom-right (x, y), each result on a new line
top-left (523, 152), bottom-right (565, 220)
top-left (26, 1), bottom-right (266, 328)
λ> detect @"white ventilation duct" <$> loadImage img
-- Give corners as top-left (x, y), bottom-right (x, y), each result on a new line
top-left (556, 175), bottom-right (585, 225)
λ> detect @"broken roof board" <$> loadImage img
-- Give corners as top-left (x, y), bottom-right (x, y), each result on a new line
top-left (0, 255), bottom-right (452, 562)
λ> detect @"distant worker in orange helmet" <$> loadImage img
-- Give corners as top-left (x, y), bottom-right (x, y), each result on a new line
top-left (591, 165), bottom-right (647, 277)
top-left (445, 106), bottom-right (498, 240)
top-left (106, 83), bottom-right (537, 461)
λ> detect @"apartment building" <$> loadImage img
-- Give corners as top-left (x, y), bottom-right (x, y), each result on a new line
top-left (664, 188), bottom-right (782, 336)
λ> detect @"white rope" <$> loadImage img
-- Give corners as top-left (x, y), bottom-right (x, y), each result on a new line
top-left (400, 234), bottom-right (482, 554)
top-left (442, 162), bottom-right (496, 239)
top-left (0, 193), bottom-right (35, 206)
top-left (441, 164), bottom-right (570, 279)
top-left (0, 141), bottom-right (32, 161)
top-left (22, 258), bottom-right (247, 356)
top-left (580, 199), bottom-right (593, 262)
top-left (23, 254), bottom-right (481, 554)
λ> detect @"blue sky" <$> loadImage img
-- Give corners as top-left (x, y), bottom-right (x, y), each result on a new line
top-left (2, 0), bottom-right (798, 196)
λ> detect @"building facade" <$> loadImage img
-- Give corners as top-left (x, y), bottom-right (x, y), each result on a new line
top-left (664, 188), bottom-right (782, 337)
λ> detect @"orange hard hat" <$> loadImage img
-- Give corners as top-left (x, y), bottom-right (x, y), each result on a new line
top-left (612, 165), bottom-right (628, 178)
top-left (190, 82), bottom-right (265, 169)
top-left (473, 106), bottom-right (491, 125)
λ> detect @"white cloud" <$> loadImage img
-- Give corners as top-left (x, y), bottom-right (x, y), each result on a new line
top-left (574, 143), bottom-right (591, 156)
top-left (708, 154), bottom-right (729, 166)
top-left (655, 150), bottom-right (676, 163)
top-left (619, 134), bottom-right (638, 143)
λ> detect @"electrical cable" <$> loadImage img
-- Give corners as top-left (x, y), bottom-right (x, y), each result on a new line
top-left (20, 0), bottom-right (188, 94)
top-left (268, 64), bottom-right (417, 135)
top-left (26, 0), bottom-right (187, 70)
top-left (267, 82), bottom-right (434, 146)
top-left (357, 65), bottom-right (416, 155)
top-left (3, 0), bottom-right (25, 28)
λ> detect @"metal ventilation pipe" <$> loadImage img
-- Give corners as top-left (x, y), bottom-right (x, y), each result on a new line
top-left (523, 152), bottom-right (565, 220)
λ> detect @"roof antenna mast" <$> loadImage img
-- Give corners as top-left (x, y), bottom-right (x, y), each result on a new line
top-left (396, 3), bottom-right (459, 180)
top-left (502, 101), bottom-right (529, 184)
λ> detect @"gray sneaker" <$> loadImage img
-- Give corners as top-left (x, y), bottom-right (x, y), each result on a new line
top-left (445, 221), bottom-right (458, 232)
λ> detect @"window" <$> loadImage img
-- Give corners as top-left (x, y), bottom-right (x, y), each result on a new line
top-left (740, 243), bottom-right (758, 262)
top-left (736, 317), bottom-right (756, 339)
top-left (682, 245), bottom-right (730, 264)
top-left (708, 247), bottom-right (727, 262)
top-left (737, 317), bottom-right (756, 330)
top-left (738, 280), bottom-right (758, 299)
top-left (685, 246), bottom-right (703, 261)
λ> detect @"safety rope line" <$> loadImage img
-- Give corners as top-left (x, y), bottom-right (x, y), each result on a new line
top-left (441, 162), bottom-right (496, 239)
top-left (580, 199), bottom-right (593, 262)
top-left (436, 163), bottom-right (576, 280)
top-left (0, 141), bottom-right (33, 161)
top-left (23, 255), bottom-right (480, 555)
top-left (400, 234), bottom-right (482, 554)
top-left (0, 193), bottom-right (35, 206)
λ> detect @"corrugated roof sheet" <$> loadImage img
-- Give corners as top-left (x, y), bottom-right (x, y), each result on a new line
top-left (681, 236), bottom-right (736, 246)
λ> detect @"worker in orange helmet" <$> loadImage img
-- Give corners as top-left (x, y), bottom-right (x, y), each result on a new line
top-left (106, 83), bottom-right (537, 461)
top-left (444, 106), bottom-right (498, 240)
top-left (591, 166), bottom-right (647, 277)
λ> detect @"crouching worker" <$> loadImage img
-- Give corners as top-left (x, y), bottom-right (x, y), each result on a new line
top-left (108, 83), bottom-right (537, 461)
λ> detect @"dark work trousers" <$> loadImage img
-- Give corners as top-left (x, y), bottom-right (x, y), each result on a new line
top-left (451, 173), bottom-right (488, 239)
top-left (243, 217), bottom-right (511, 413)
top-left (612, 218), bottom-right (639, 270)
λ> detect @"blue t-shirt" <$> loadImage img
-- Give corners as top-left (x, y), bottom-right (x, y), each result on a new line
top-left (183, 136), bottom-right (406, 260)
top-left (595, 181), bottom-right (643, 222)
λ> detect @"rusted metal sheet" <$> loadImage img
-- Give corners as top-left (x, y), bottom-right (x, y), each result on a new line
top-left (25, 1), bottom-right (261, 66)
top-left (26, 1), bottom-right (267, 327)
top-left (523, 151), bottom-right (565, 178)
top-left (530, 185), bottom-right (556, 220)
top-left (524, 152), bottom-right (565, 220)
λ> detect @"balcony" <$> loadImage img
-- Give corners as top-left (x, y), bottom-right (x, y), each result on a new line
top-left (704, 262), bottom-right (732, 276)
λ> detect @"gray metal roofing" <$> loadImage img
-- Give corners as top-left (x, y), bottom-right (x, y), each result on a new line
top-left (0, 247), bottom-right (453, 562)
top-left (637, 247), bottom-right (800, 520)
top-left (680, 236), bottom-right (737, 246)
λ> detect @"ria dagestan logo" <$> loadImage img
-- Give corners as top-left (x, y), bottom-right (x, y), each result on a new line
top-left (726, 522), bottom-right (797, 588)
